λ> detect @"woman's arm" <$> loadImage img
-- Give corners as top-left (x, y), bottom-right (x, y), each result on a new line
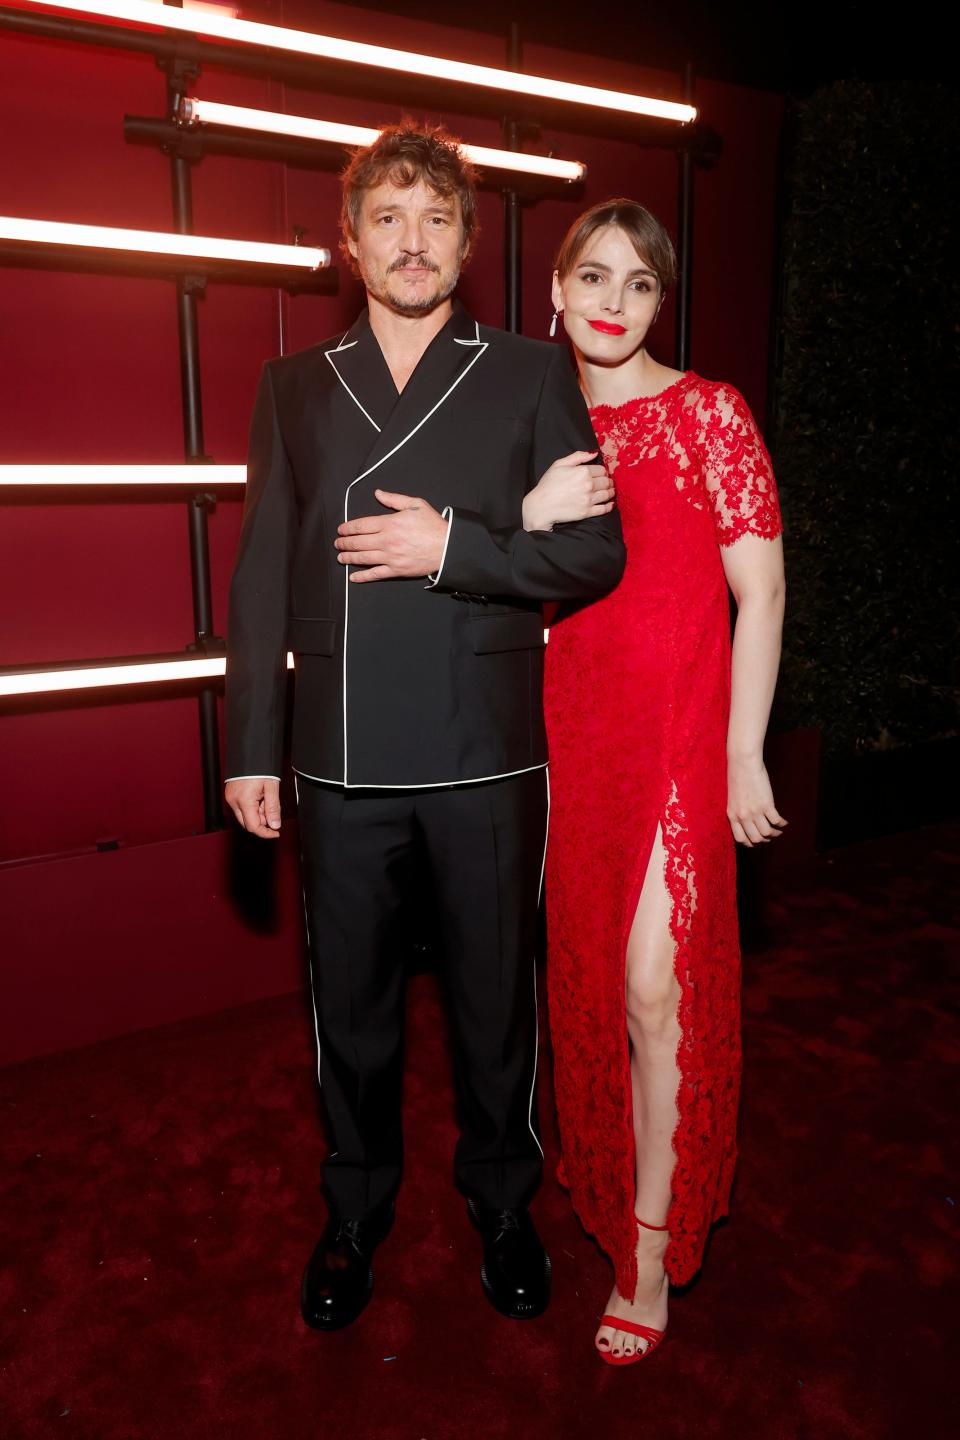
top-left (522, 451), bottom-right (614, 531)
top-left (721, 533), bottom-right (788, 846)
top-left (428, 347), bottom-right (626, 601)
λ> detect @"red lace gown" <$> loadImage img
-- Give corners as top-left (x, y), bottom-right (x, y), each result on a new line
top-left (544, 374), bottom-right (782, 1296)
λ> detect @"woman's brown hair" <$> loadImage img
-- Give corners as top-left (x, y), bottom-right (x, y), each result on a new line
top-left (555, 198), bottom-right (677, 293)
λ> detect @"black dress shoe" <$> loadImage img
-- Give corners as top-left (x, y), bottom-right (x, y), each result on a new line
top-left (468, 1201), bottom-right (551, 1320)
top-left (301, 1201), bottom-right (394, 1332)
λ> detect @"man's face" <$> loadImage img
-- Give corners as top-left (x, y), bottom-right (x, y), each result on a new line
top-left (347, 177), bottom-right (466, 317)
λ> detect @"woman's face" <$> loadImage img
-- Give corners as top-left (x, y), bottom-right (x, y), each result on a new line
top-left (553, 224), bottom-right (661, 364)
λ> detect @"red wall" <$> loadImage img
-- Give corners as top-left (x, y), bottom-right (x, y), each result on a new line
top-left (0, 1), bottom-right (782, 1061)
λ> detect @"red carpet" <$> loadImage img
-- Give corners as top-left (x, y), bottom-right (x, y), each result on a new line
top-left (1, 825), bottom-right (956, 1440)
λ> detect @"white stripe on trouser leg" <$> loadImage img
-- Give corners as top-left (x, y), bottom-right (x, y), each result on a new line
top-left (294, 773), bottom-right (323, 1089)
top-left (527, 767), bottom-right (551, 1159)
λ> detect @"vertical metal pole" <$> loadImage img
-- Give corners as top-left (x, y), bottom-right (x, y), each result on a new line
top-left (502, 22), bottom-right (522, 334)
top-left (675, 61), bottom-right (695, 370)
top-left (164, 33), bottom-right (223, 830)
top-left (169, 157), bottom-right (205, 463)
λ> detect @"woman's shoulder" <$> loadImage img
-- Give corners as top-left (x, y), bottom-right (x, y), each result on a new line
top-left (679, 373), bottom-right (749, 414)
top-left (677, 374), bottom-right (763, 443)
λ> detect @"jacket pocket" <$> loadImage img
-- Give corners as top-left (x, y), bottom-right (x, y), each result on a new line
top-left (288, 617), bottom-right (336, 655)
top-left (470, 612), bottom-right (546, 654)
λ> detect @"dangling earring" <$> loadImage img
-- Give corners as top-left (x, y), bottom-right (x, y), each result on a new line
top-left (549, 308), bottom-right (562, 338)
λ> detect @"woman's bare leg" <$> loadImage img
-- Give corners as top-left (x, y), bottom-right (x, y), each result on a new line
top-left (595, 823), bottom-right (682, 1358)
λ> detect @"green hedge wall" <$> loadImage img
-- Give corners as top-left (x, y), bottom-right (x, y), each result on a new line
top-left (771, 81), bottom-right (958, 755)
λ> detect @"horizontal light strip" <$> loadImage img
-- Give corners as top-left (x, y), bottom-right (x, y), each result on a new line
top-left (0, 653), bottom-right (296, 697)
top-left (0, 464), bottom-right (246, 486)
top-left (0, 215), bottom-right (329, 269)
top-left (183, 99), bottom-right (586, 182)
top-left (1, 633), bottom-right (550, 694)
top-left (21, 1), bottom-right (696, 124)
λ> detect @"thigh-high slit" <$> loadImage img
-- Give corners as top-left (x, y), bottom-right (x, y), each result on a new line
top-left (545, 767), bottom-right (741, 1297)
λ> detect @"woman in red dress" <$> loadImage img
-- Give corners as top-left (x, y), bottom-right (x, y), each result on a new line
top-left (524, 200), bottom-right (786, 1362)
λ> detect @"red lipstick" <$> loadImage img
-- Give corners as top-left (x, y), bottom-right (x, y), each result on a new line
top-left (588, 320), bottom-right (626, 335)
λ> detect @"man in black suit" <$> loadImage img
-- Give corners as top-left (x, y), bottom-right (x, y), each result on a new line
top-left (224, 124), bottom-right (624, 1331)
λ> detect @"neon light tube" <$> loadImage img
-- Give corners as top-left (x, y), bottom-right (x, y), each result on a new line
top-left (0, 464), bottom-right (246, 486)
top-left (21, 1), bottom-right (696, 124)
top-left (0, 652), bottom-right (296, 697)
top-left (0, 216), bottom-right (329, 269)
top-left (0, 636), bottom-right (554, 694)
top-left (182, 99), bottom-right (587, 182)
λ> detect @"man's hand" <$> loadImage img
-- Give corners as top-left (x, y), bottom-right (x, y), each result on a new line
top-left (335, 489), bottom-right (448, 583)
top-left (225, 777), bottom-right (282, 840)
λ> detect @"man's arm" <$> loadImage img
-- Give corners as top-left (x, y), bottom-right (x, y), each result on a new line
top-left (223, 364), bottom-right (298, 804)
top-left (431, 345), bottom-right (624, 601)
top-left (335, 346), bottom-right (625, 600)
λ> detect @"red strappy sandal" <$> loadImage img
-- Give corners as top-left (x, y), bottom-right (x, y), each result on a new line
top-left (597, 1216), bottom-right (668, 1367)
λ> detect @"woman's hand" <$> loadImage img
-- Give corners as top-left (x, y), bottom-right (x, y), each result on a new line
top-left (726, 754), bottom-right (788, 847)
top-left (522, 450), bottom-right (614, 532)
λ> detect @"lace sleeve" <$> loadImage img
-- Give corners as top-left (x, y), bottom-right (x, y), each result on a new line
top-left (689, 383), bottom-right (782, 546)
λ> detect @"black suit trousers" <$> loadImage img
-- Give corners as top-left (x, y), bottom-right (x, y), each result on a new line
top-left (295, 768), bottom-right (549, 1217)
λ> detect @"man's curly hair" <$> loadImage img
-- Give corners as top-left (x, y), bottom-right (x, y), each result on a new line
top-left (340, 121), bottom-right (480, 274)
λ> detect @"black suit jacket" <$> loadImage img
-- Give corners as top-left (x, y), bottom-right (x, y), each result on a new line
top-left (225, 299), bottom-right (625, 788)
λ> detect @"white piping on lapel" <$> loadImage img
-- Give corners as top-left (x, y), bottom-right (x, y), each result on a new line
top-left (324, 340), bottom-right (382, 434)
top-left (453, 321), bottom-right (484, 346)
top-left (340, 337), bottom-right (489, 785)
top-left (352, 342), bottom-right (488, 488)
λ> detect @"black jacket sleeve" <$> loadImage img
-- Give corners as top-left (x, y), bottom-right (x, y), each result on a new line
top-left (224, 364), bottom-right (298, 780)
top-left (429, 345), bottom-right (626, 602)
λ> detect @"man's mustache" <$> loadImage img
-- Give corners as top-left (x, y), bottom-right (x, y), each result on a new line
top-left (388, 255), bottom-right (441, 273)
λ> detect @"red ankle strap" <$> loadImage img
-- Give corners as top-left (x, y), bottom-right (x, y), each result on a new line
top-left (635, 1215), bottom-right (669, 1232)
